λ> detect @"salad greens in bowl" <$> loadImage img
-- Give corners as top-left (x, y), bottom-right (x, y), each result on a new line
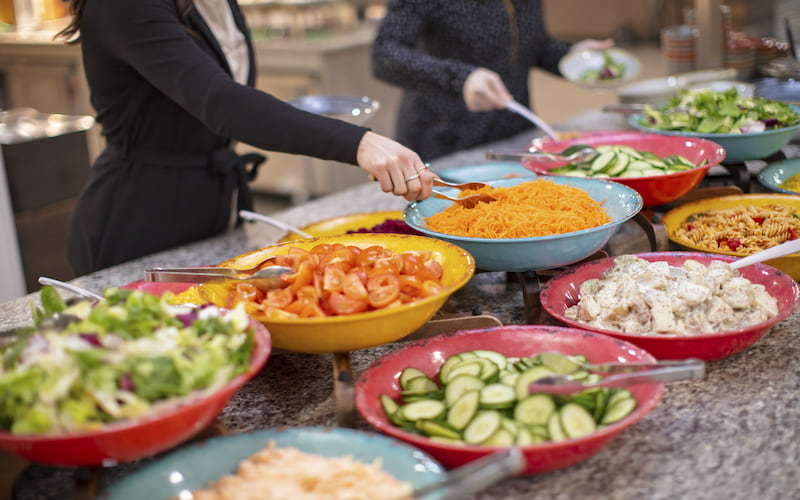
top-left (0, 286), bottom-right (272, 466)
top-left (559, 48), bottom-right (640, 89)
top-left (628, 88), bottom-right (800, 163)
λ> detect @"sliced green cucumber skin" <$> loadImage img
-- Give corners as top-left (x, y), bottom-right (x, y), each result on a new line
top-left (384, 350), bottom-right (639, 446)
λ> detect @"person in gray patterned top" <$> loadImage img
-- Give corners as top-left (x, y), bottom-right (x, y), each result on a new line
top-left (372, 0), bottom-right (612, 161)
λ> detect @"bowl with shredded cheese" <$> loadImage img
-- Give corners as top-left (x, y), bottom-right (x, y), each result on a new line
top-left (404, 176), bottom-right (643, 272)
top-left (757, 158), bottom-right (800, 195)
top-left (539, 252), bottom-right (800, 361)
top-left (104, 426), bottom-right (445, 500)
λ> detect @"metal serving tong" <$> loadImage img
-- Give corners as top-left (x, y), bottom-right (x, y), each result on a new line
top-left (404, 447), bottom-right (525, 500)
top-left (431, 178), bottom-right (496, 208)
top-left (528, 358), bottom-right (706, 395)
top-left (144, 263), bottom-right (294, 290)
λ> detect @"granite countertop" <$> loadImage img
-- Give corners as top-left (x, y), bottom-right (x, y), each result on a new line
top-left (3, 111), bottom-right (800, 499)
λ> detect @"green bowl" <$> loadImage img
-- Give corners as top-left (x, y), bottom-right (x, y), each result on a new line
top-left (628, 104), bottom-right (800, 163)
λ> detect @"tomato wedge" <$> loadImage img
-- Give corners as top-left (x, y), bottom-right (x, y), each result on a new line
top-left (367, 273), bottom-right (401, 308)
top-left (328, 291), bottom-right (369, 315)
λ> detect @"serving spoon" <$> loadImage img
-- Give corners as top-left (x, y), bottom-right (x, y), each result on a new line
top-left (38, 276), bottom-right (103, 302)
top-left (670, 238), bottom-right (800, 277)
top-left (145, 264), bottom-right (294, 290)
top-left (239, 210), bottom-right (314, 239)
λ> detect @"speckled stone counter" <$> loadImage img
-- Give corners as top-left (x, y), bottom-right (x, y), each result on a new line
top-left (3, 112), bottom-right (800, 499)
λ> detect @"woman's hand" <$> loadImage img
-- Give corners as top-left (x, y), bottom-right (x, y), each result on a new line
top-left (570, 38), bottom-right (615, 53)
top-left (356, 131), bottom-right (436, 202)
top-left (463, 68), bottom-right (513, 111)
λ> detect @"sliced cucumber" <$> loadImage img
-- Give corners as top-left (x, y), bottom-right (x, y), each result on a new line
top-left (479, 383), bottom-right (516, 409)
top-left (547, 411), bottom-right (567, 442)
top-left (514, 394), bottom-right (556, 426)
top-left (463, 410), bottom-right (502, 444)
top-left (446, 389), bottom-right (480, 431)
top-left (537, 352), bottom-right (581, 374)
top-left (589, 152), bottom-right (616, 173)
top-left (472, 349), bottom-right (508, 370)
top-left (443, 359), bottom-right (484, 383)
top-left (601, 394), bottom-right (637, 425)
top-left (417, 419), bottom-right (461, 440)
top-left (438, 354), bottom-right (465, 384)
top-left (483, 427), bottom-right (516, 447)
top-left (399, 399), bottom-right (446, 422)
top-left (559, 402), bottom-right (597, 438)
top-left (400, 367), bottom-right (428, 390)
top-left (444, 374), bottom-right (485, 406)
top-left (380, 393), bottom-right (400, 419)
top-left (404, 375), bottom-right (439, 393)
top-left (515, 366), bottom-right (556, 400)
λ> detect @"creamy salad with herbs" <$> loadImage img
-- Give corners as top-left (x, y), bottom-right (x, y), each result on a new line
top-left (640, 88), bottom-right (800, 134)
top-left (0, 287), bottom-right (255, 435)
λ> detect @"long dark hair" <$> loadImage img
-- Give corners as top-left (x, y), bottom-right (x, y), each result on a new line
top-left (55, 0), bottom-right (195, 43)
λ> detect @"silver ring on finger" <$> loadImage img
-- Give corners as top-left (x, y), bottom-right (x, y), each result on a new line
top-left (404, 173), bottom-right (421, 182)
top-left (415, 164), bottom-right (429, 173)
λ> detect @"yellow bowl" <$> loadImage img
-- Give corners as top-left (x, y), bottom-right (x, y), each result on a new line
top-left (661, 193), bottom-right (800, 279)
top-left (279, 211), bottom-right (406, 242)
top-left (202, 233), bottom-right (476, 353)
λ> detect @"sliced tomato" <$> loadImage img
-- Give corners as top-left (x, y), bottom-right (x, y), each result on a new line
top-left (285, 260), bottom-right (315, 291)
top-left (356, 245), bottom-right (385, 268)
top-left (367, 273), bottom-right (401, 308)
top-left (298, 303), bottom-right (326, 318)
top-left (399, 274), bottom-right (424, 297)
top-left (343, 270), bottom-right (368, 300)
top-left (423, 259), bottom-right (444, 280)
top-left (262, 287), bottom-right (294, 309)
top-left (421, 280), bottom-right (445, 298)
top-left (322, 266), bottom-right (347, 293)
top-left (327, 291), bottom-right (369, 315)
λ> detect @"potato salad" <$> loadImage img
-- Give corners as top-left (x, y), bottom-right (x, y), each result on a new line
top-left (564, 255), bottom-right (779, 335)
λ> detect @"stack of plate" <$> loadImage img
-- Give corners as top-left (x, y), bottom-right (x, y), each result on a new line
top-left (724, 33), bottom-right (756, 80)
top-left (661, 25), bottom-right (698, 75)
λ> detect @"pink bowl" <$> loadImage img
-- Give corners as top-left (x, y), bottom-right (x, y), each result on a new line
top-left (522, 131), bottom-right (726, 206)
top-left (355, 325), bottom-right (664, 475)
top-left (539, 252), bottom-right (800, 361)
top-left (0, 319), bottom-right (272, 467)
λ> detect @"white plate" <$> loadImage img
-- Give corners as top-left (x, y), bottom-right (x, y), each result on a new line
top-left (618, 75), bottom-right (688, 105)
top-left (688, 80), bottom-right (754, 98)
top-left (559, 48), bottom-right (641, 89)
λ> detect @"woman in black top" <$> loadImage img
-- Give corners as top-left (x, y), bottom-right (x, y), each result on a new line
top-left (58, 0), bottom-right (435, 275)
top-left (372, 0), bottom-right (612, 161)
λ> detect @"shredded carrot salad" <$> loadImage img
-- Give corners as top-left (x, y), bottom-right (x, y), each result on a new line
top-left (425, 179), bottom-right (611, 239)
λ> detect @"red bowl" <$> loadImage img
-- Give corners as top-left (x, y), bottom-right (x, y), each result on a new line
top-left (539, 252), bottom-right (800, 361)
top-left (0, 319), bottom-right (272, 467)
top-left (521, 131), bottom-right (726, 206)
top-left (355, 325), bottom-right (664, 475)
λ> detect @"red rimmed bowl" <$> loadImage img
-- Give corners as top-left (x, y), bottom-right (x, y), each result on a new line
top-left (355, 325), bottom-right (664, 475)
top-left (520, 131), bottom-right (726, 206)
top-left (0, 318), bottom-right (272, 467)
top-left (539, 252), bottom-right (800, 361)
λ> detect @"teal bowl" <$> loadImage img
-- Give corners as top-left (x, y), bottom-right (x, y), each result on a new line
top-left (404, 177), bottom-right (643, 272)
top-left (757, 158), bottom-right (800, 194)
top-left (627, 105), bottom-right (800, 163)
top-left (104, 427), bottom-right (445, 499)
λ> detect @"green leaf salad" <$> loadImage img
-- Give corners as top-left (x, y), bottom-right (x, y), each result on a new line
top-left (640, 88), bottom-right (800, 134)
top-left (0, 287), bottom-right (256, 435)
top-left (579, 51), bottom-right (626, 82)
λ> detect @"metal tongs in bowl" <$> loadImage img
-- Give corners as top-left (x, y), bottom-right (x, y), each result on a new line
top-left (528, 358), bottom-right (706, 395)
top-left (404, 447), bottom-right (525, 500)
top-left (431, 178), bottom-right (496, 208)
top-left (145, 257), bottom-right (294, 290)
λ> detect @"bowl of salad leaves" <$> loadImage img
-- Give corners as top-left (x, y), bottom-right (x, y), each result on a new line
top-left (628, 88), bottom-right (800, 163)
top-left (0, 286), bottom-right (272, 466)
top-left (559, 48), bottom-right (641, 89)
